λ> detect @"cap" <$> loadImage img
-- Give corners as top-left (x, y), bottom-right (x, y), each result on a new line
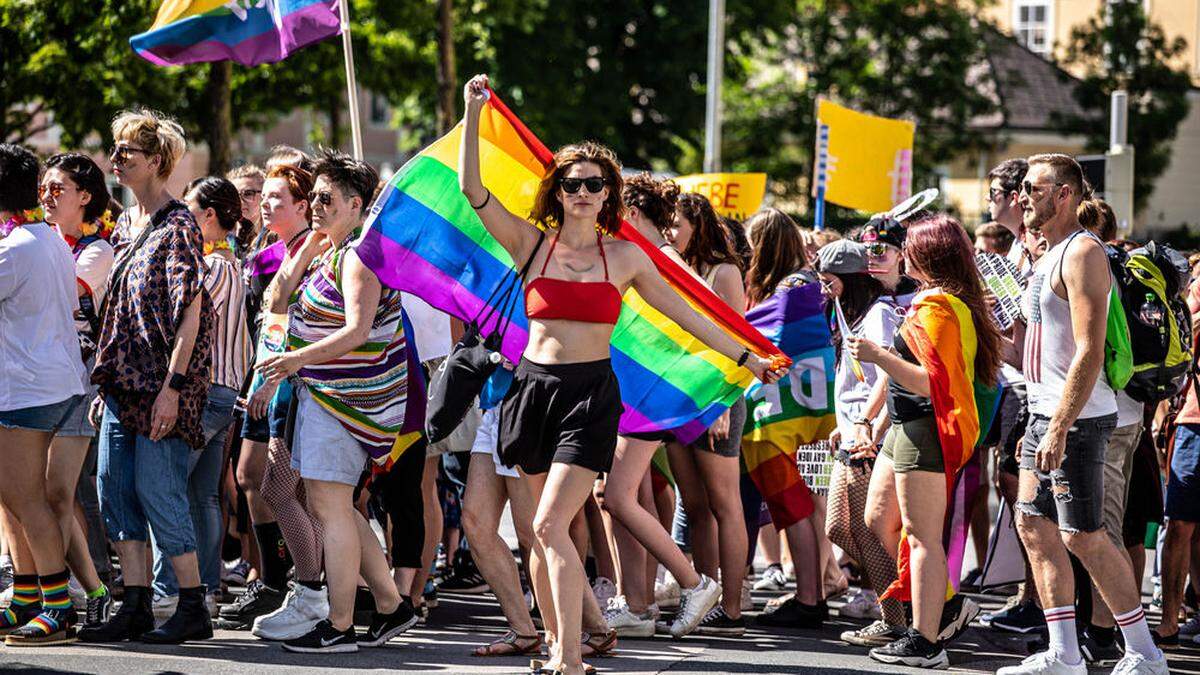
top-left (861, 215), bottom-right (906, 249)
top-left (816, 240), bottom-right (869, 275)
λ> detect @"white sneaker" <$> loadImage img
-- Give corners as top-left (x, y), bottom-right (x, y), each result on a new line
top-left (603, 596), bottom-right (655, 638)
top-left (152, 593), bottom-right (178, 621)
top-left (591, 576), bottom-right (617, 607)
top-left (996, 650), bottom-right (1087, 675)
top-left (222, 558), bottom-right (250, 586)
top-left (840, 588), bottom-right (882, 620)
top-left (753, 564), bottom-right (787, 591)
top-left (655, 575), bottom-right (681, 609)
top-left (669, 574), bottom-right (721, 638)
top-left (252, 584), bottom-right (329, 641)
top-left (740, 577), bottom-right (754, 611)
top-left (206, 592), bottom-right (220, 618)
top-left (1109, 651), bottom-right (1169, 675)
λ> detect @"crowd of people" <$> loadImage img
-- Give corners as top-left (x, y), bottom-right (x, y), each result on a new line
top-left (0, 76), bottom-right (1191, 675)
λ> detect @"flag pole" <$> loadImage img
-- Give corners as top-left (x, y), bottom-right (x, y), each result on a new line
top-left (339, 0), bottom-right (364, 160)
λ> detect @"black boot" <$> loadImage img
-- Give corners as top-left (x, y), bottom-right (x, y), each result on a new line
top-left (78, 586), bottom-right (154, 643)
top-left (141, 586), bottom-right (213, 644)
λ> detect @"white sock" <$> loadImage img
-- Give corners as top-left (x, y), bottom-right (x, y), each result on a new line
top-left (1114, 606), bottom-right (1162, 661)
top-left (1044, 605), bottom-right (1082, 665)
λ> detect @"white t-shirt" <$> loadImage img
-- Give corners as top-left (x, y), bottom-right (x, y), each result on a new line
top-left (834, 298), bottom-right (902, 447)
top-left (1115, 390), bottom-right (1143, 428)
top-left (0, 223), bottom-right (88, 410)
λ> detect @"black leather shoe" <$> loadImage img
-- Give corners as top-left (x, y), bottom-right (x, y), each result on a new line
top-left (78, 586), bottom-right (154, 643)
top-left (141, 586), bottom-right (213, 644)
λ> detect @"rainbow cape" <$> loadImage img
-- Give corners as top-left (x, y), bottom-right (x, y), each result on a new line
top-left (355, 90), bottom-right (785, 444)
top-left (741, 283), bottom-right (837, 529)
top-left (132, 0), bottom-right (341, 67)
top-left (881, 290), bottom-right (1000, 602)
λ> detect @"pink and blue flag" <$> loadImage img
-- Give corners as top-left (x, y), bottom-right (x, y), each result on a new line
top-left (132, 0), bottom-right (342, 67)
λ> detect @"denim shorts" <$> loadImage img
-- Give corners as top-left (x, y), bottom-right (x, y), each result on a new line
top-left (1167, 423), bottom-right (1200, 522)
top-left (239, 378), bottom-right (294, 443)
top-left (1018, 413), bottom-right (1117, 533)
top-left (0, 395), bottom-right (87, 433)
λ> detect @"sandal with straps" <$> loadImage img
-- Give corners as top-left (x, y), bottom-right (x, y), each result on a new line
top-left (473, 629), bottom-right (542, 657)
top-left (580, 628), bottom-right (617, 658)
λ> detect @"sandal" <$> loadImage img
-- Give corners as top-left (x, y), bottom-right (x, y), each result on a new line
top-left (473, 629), bottom-right (542, 657)
top-left (580, 628), bottom-right (617, 658)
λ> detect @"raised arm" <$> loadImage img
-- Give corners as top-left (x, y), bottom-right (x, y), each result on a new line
top-left (628, 250), bottom-right (782, 383)
top-left (459, 74), bottom-right (538, 263)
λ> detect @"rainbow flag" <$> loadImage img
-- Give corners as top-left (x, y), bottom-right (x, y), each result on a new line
top-left (881, 290), bottom-right (1000, 602)
top-left (741, 283), bottom-right (837, 529)
top-left (355, 90), bottom-right (784, 444)
top-left (132, 0), bottom-right (342, 67)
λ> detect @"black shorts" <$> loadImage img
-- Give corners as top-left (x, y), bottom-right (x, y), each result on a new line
top-left (499, 358), bottom-right (622, 475)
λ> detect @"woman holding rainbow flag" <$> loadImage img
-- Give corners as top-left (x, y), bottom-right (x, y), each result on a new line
top-left (849, 215), bottom-right (1001, 669)
top-left (460, 74), bottom-right (786, 675)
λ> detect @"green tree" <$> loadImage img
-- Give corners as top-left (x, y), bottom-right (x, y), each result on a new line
top-left (1058, 0), bottom-right (1192, 212)
top-left (719, 0), bottom-right (998, 226)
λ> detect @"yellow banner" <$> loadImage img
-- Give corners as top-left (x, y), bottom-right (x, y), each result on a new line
top-left (674, 173), bottom-right (767, 221)
top-left (813, 99), bottom-right (915, 213)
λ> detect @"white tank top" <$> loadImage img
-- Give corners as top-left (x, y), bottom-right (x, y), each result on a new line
top-left (1023, 230), bottom-right (1117, 420)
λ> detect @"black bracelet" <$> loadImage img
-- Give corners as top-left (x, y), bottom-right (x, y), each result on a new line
top-left (736, 348), bottom-right (750, 367)
top-left (470, 189), bottom-right (492, 210)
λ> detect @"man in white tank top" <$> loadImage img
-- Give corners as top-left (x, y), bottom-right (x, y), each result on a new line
top-left (999, 154), bottom-right (1167, 675)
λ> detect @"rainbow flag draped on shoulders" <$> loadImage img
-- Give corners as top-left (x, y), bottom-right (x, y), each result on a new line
top-left (132, 0), bottom-right (342, 67)
top-left (356, 89), bottom-right (784, 444)
top-left (882, 289), bottom-right (1000, 602)
top-left (741, 283), bottom-right (837, 529)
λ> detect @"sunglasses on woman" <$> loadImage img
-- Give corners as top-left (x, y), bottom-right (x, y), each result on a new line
top-left (560, 177), bottom-right (606, 194)
top-left (109, 145), bottom-right (149, 165)
top-left (38, 183), bottom-right (68, 200)
top-left (866, 243), bottom-right (894, 257)
top-left (309, 191), bottom-right (334, 206)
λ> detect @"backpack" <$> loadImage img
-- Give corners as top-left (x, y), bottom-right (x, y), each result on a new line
top-left (1105, 241), bottom-right (1194, 403)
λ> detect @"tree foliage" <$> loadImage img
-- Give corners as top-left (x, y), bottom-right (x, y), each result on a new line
top-left (1058, 0), bottom-right (1192, 213)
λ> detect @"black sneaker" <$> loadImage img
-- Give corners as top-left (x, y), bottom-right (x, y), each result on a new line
top-left (218, 580), bottom-right (284, 626)
top-left (987, 600), bottom-right (1046, 634)
top-left (937, 594), bottom-right (980, 644)
top-left (695, 606), bottom-right (745, 637)
top-left (1081, 625), bottom-right (1123, 664)
top-left (960, 568), bottom-right (983, 593)
top-left (755, 596), bottom-right (824, 629)
top-left (282, 619), bottom-right (358, 653)
top-left (85, 590), bottom-right (113, 627)
top-left (869, 629), bottom-right (949, 669)
top-left (438, 557), bottom-right (489, 594)
top-left (358, 599), bottom-right (418, 647)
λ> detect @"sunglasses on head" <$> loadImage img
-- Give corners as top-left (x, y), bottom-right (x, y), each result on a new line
top-left (108, 145), bottom-right (149, 165)
top-left (560, 177), bottom-right (606, 194)
top-left (308, 191), bottom-right (334, 206)
top-left (38, 183), bottom-right (67, 200)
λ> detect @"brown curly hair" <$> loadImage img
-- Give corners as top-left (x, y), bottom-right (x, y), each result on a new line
top-left (677, 192), bottom-right (742, 273)
top-left (623, 172), bottom-right (680, 231)
top-left (529, 142), bottom-right (624, 235)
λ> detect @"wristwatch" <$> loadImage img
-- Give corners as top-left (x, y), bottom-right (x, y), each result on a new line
top-left (167, 372), bottom-right (187, 392)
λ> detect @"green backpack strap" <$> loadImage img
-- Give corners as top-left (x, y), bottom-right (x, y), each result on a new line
top-left (1104, 286), bottom-right (1133, 390)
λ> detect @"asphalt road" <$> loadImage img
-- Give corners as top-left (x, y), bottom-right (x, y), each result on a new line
top-left (3, 586), bottom-right (1197, 674)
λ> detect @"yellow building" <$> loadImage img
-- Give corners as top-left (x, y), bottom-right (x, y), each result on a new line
top-left (948, 0), bottom-right (1200, 236)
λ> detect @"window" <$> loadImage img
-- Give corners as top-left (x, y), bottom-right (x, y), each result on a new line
top-left (369, 93), bottom-right (389, 126)
top-left (1013, 0), bottom-right (1053, 58)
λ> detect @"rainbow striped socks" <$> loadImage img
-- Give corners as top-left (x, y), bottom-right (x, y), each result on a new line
top-left (16, 570), bottom-right (72, 639)
top-left (0, 574), bottom-right (40, 629)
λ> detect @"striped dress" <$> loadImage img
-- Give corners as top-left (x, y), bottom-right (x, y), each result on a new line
top-left (288, 237), bottom-right (409, 464)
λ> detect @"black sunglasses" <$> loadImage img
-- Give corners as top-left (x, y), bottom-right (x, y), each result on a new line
top-left (239, 189), bottom-right (262, 201)
top-left (560, 177), bottom-right (606, 194)
top-left (308, 191), bottom-right (334, 206)
top-left (988, 187), bottom-right (1011, 202)
top-left (1020, 180), bottom-right (1065, 196)
top-left (108, 145), bottom-right (149, 164)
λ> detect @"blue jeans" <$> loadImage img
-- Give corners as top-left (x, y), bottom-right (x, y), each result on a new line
top-left (153, 385), bottom-right (238, 596)
top-left (97, 397), bottom-right (196, 557)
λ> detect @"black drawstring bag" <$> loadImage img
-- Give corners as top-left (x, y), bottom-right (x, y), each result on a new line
top-left (424, 232), bottom-right (544, 443)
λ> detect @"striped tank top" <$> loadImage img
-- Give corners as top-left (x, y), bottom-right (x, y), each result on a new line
top-left (288, 235), bottom-right (409, 460)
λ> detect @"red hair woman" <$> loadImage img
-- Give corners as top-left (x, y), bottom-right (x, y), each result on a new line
top-left (849, 215), bottom-right (1001, 668)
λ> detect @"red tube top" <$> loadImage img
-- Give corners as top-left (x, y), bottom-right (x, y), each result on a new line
top-left (524, 231), bottom-right (622, 325)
